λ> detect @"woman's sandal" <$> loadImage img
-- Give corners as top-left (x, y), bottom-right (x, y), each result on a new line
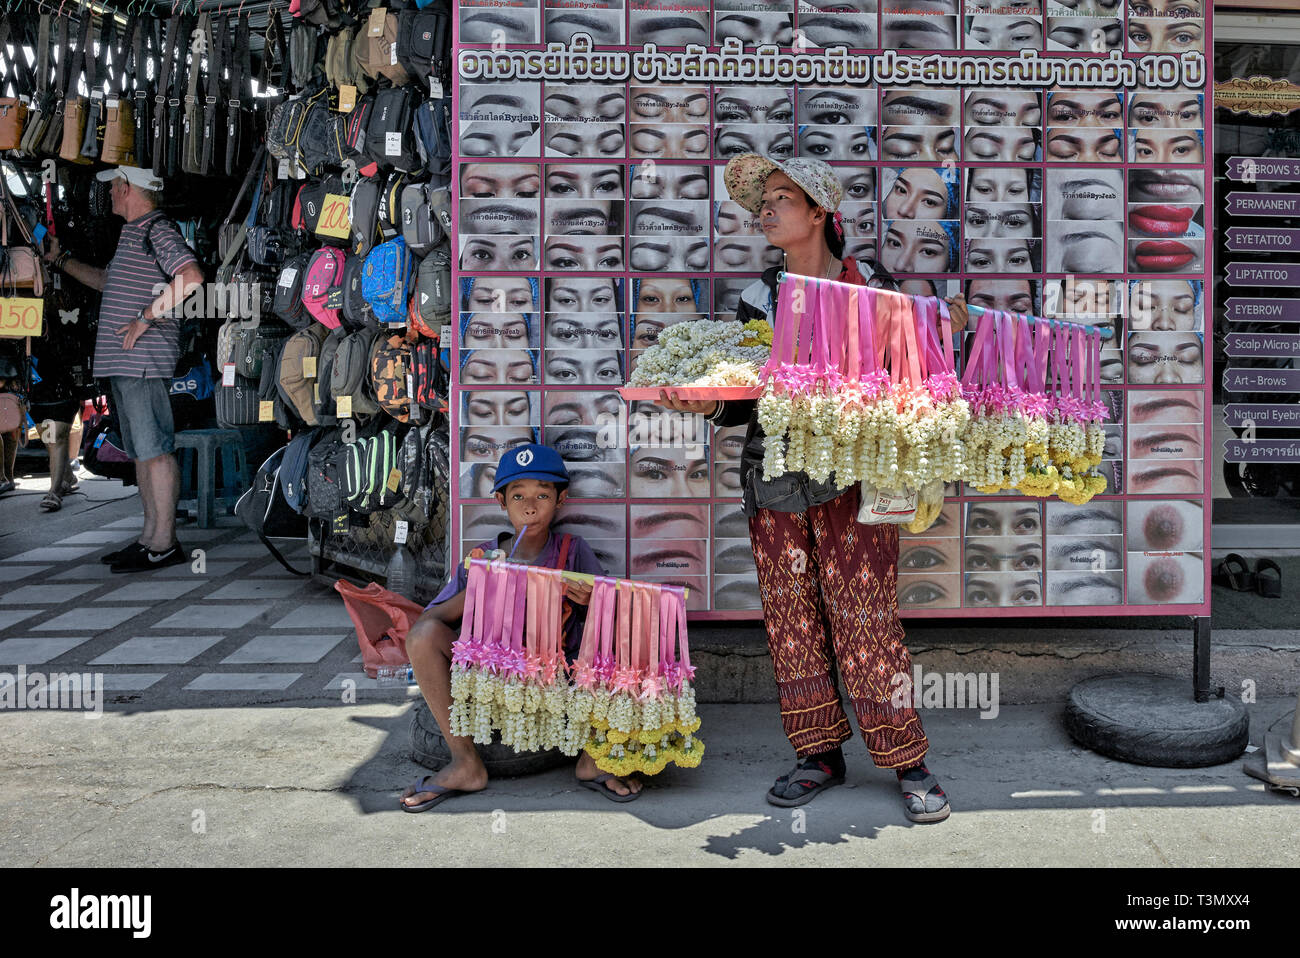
top-left (899, 770), bottom-right (951, 824)
top-left (1255, 558), bottom-right (1282, 598)
top-left (39, 491), bottom-right (62, 512)
top-left (766, 761), bottom-right (844, 807)
top-left (1213, 553), bottom-right (1255, 592)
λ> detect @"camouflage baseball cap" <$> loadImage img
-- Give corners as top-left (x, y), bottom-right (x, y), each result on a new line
top-left (722, 154), bottom-right (843, 215)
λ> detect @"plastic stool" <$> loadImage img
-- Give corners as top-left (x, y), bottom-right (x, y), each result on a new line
top-left (175, 429), bottom-right (250, 528)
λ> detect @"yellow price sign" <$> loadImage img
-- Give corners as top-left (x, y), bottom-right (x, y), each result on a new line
top-left (336, 394), bottom-right (352, 418)
top-left (258, 400), bottom-right (274, 422)
top-left (0, 297), bottom-right (44, 338)
top-left (315, 194), bottom-right (351, 240)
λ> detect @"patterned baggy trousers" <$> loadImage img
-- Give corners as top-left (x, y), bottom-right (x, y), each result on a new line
top-left (749, 483), bottom-right (930, 768)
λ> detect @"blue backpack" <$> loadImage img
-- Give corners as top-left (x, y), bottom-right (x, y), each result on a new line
top-left (362, 237), bottom-right (413, 327)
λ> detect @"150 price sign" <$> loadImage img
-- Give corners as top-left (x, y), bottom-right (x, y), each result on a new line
top-left (0, 297), bottom-right (43, 338)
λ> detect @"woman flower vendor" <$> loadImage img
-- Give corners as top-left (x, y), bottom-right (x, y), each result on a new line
top-left (659, 155), bottom-right (966, 823)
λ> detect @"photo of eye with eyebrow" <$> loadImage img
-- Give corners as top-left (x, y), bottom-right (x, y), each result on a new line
top-left (629, 237), bottom-right (711, 273)
top-left (965, 203), bottom-right (1038, 240)
top-left (543, 237), bottom-right (625, 271)
top-left (459, 199), bottom-right (540, 239)
top-left (880, 126), bottom-right (958, 162)
top-left (883, 220), bottom-right (959, 274)
top-left (882, 89), bottom-right (959, 127)
top-left (1047, 221), bottom-right (1123, 274)
top-left (1045, 0), bottom-right (1121, 16)
top-left (631, 202), bottom-right (709, 242)
top-left (545, 6), bottom-right (625, 44)
top-left (965, 14), bottom-right (1044, 50)
top-left (630, 86), bottom-right (710, 124)
top-left (714, 125), bottom-right (795, 161)
top-left (460, 312), bottom-right (538, 350)
top-left (884, 167), bottom-right (958, 221)
top-left (461, 163), bottom-right (541, 199)
top-left (1046, 16), bottom-right (1121, 50)
top-left (1050, 277), bottom-right (1120, 321)
top-left (1130, 129), bottom-right (1205, 165)
top-left (715, 87), bottom-right (794, 125)
top-left (630, 124), bottom-right (711, 159)
top-left (795, 1), bottom-right (879, 48)
top-left (964, 90), bottom-right (1042, 128)
top-left (840, 201), bottom-right (878, 238)
top-left (459, 235), bottom-right (539, 271)
top-left (1046, 570), bottom-right (1123, 606)
top-left (1129, 92), bottom-right (1204, 130)
top-left (882, 14), bottom-right (959, 48)
top-left (1046, 168), bottom-right (1122, 220)
top-left (630, 9), bottom-right (711, 45)
top-left (545, 399), bottom-right (624, 463)
top-left (1127, 389), bottom-right (1202, 426)
top-left (714, 10), bottom-right (793, 45)
top-left (631, 163), bottom-right (709, 202)
top-left (544, 85), bottom-right (627, 122)
top-left (899, 538), bottom-right (960, 575)
top-left (461, 5), bottom-right (540, 43)
top-left (545, 200), bottom-right (622, 237)
top-left (545, 164), bottom-right (624, 199)
top-left (713, 425), bottom-right (746, 497)
top-left (1047, 88), bottom-right (1124, 127)
top-left (462, 390), bottom-right (536, 428)
top-left (797, 88), bottom-right (876, 128)
top-left (965, 126), bottom-right (1041, 162)
top-left (965, 572), bottom-right (1042, 608)
top-left (460, 122), bottom-right (542, 158)
top-left (1046, 127), bottom-right (1122, 162)
top-left (1127, 17), bottom-right (1204, 54)
top-left (1127, 331), bottom-right (1204, 385)
top-left (965, 238), bottom-right (1038, 273)
top-left (1128, 423), bottom-right (1203, 462)
top-left (545, 123), bottom-right (626, 158)
top-left (459, 85), bottom-right (542, 124)
top-left (714, 237), bottom-right (784, 272)
top-left (1046, 499), bottom-right (1121, 536)
top-left (839, 168), bottom-right (878, 204)
top-left (546, 315), bottom-right (623, 358)
top-left (714, 199), bottom-right (766, 238)
top-left (798, 125), bottom-right (877, 161)
top-left (1127, 280), bottom-right (1202, 331)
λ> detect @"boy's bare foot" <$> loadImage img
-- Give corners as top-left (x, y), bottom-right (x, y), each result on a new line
top-left (400, 754), bottom-right (489, 809)
top-left (575, 750), bottom-right (642, 797)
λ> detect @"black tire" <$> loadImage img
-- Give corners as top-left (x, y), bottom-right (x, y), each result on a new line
top-left (409, 699), bottom-right (569, 778)
top-left (1064, 673), bottom-right (1249, 769)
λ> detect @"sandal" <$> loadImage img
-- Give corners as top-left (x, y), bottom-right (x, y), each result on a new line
top-left (399, 775), bottom-right (467, 813)
top-left (39, 491), bottom-right (62, 512)
top-left (1255, 558), bottom-right (1282, 598)
top-left (1213, 553), bottom-right (1255, 592)
top-left (578, 772), bottom-right (643, 803)
top-left (899, 769), bottom-right (951, 824)
top-left (766, 760), bottom-right (844, 807)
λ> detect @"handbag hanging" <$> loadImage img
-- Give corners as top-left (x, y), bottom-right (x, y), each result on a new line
top-left (0, 178), bottom-right (46, 297)
top-left (58, 11), bottom-right (93, 164)
top-left (199, 15), bottom-right (226, 176)
top-left (151, 14), bottom-right (181, 177)
top-left (18, 15), bottom-right (53, 155)
top-left (0, 21), bottom-right (31, 152)
top-left (181, 13), bottom-right (210, 175)
top-left (164, 14), bottom-right (194, 178)
top-left (77, 12), bottom-right (107, 161)
top-left (39, 15), bottom-right (72, 155)
top-left (132, 15), bottom-right (155, 170)
top-left (101, 15), bottom-right (137, 165)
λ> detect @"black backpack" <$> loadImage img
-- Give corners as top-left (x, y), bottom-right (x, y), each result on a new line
top-left (273, 252), bottom-right (314, 328)
top-left (341, 253), bottom-right (376, 330)
top-left (306, 428), bottom-right (346, 520)
top-left (396, 6), bottom-right (450, 85)
top-left (235, 445), bottom-right (311, 576)
top-left (349, 176), bottom-right (382, 257)
top-left (363, 86), bottom-right (420, 172)
top-left (298, 100), bottom-right (348, 175)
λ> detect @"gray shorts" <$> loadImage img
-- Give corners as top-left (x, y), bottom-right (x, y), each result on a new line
top-left (109, 376), bottom-right (175, 461)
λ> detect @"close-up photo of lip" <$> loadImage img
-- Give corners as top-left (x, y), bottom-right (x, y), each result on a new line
top-left (1129, 169), bottom-right (1203, 203)
top-left (1132, 239), bottom-right (1196, 270)
top-left (1128, 205), bottom-right (1195, 236)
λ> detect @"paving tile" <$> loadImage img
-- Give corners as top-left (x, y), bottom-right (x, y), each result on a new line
top-left (2, 546), bottom-right (101, 564)
top-left (33, 606), bottom-right (149, 632)
top-left (221, 633), bottom-right (348, 664)
top-left (0, 566), bottom-right (53, 582)
top-left (324, 672), bottom-right (418, 694)
top-left (268, 602), bottom-right (352, 630)
top-left (97, 580), bottom-right (206, 602)
top-left (206, 542), bottom-right (289, 559)
top-left (0, 609), bottom-right (42, 631)
top-left (183, 672), bottom-right (302, 691)
top-left (49, 563), bottom-right (118, 581)
top-left (91, 634), bottom-right (226, 665)
top-left (249, 560), bottom-right (307, 579)
top-left (56, 531), bottom-right (134, 545)
top-left (0, 583), bottom-right (100, 606)
top-left (177, 527), bottom-right (236, 542)
top-left (0, 636), bottom-right (93, 665)
top-left (104, 518), bottom-right (144, 529)
top-left (152, 603), bottom-right (271, 630)
top-left (151, 560), bottom-right (245, 579)
top-left (100, 673), bottom-right (167, 691)
top-left (204, 580), bottom-right (308, 601)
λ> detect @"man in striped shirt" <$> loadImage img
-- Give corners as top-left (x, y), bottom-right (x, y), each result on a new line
top-left (45, 166), bottom-right (204, 572)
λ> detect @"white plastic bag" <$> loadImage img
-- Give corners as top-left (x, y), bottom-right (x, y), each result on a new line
top-left (856, 483), bottom-right (918, 524)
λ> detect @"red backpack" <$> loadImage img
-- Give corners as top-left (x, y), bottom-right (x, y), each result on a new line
top-left (302, 247), bottom-right (346, 329)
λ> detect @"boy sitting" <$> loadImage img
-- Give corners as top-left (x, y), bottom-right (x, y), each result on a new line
top-left (400, 443), bottom-right (645, 809)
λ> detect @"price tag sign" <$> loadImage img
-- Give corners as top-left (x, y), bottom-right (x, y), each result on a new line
top-left (385, 131), bottom-right (401, 157)
top-left (303, 355), bottom-right (317, 378)
top-left (394, 519), bottom-right (409, 545)
top-left (368, 7), bottom-right (386, 36)
top-left (0, 297), bottom-right (44, 338)
top-left (429, 77), bottom-right (443, 99)
top-left (336, 394), bottom-right (352, 418)
top-left (387, 468), bottom-right (402, 493)
top-left (222, 363), bottom-right (236, 386)
top-left (389, 43), bottom-right (398, 66)
top-left (338, 84), bottom-right (357, 113)
top-left (315, 193), bottom-right (351, 240)
top-left (258, 400), bottom-right (274, 421)
top-left (332, 513), bottom-right (349, 534)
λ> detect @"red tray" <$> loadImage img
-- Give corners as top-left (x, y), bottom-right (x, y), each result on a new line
top-left (618, 385), bottom-right (763, 401)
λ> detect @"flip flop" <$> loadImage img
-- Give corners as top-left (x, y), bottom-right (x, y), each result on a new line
top-left (1255, 558), bottom-right (1282, 598)
top-left (1213, 553), bottom-right (1255, 592)
top-left (39, 491), bottom-right (62, 512)
top-left (578, 772), bottom-right (642, 803)
top-left (899, 771), bottom-right (951, 824)
top-left (765, 763), bottom-right (844, 807)
top-left (400, 775), bottom-right (466, 813)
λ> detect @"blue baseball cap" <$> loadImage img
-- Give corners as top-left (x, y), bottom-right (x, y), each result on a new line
top-left (492, 443), bottom-right (570, 494)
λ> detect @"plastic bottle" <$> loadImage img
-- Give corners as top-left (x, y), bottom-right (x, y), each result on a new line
top-left (386, 545), bottom-right (413, 597)
top-left (375, 665), bottom-right (414, 686)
